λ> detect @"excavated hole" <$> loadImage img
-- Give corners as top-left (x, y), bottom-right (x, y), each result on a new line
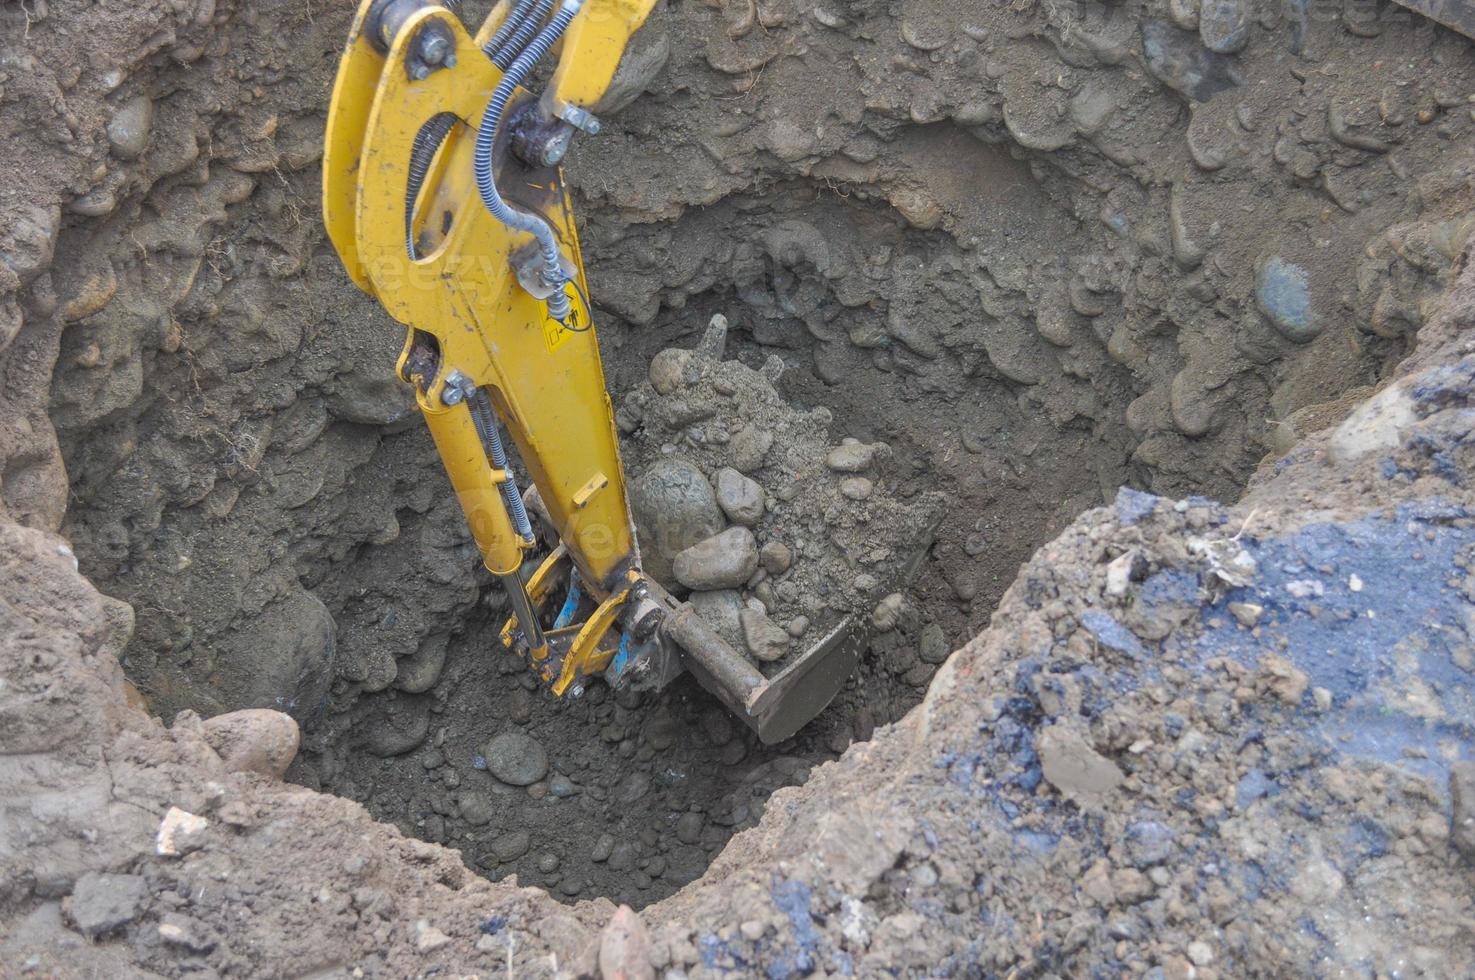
top-left (52, 87), bottom-right (1419, 914)
top-left (57, 166), bottom-right (1406, 913)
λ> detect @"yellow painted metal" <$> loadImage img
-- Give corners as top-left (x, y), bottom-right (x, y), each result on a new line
top-left (554, 575), bottom-right (635, 694)
top-left (421, 398), bottom-right (524, 576)
top-left (323, 0), bottom-right (654, 694)
top-left (321, 0), bottom-right (387, 292)
top-left (547, 0), bottom-right (660, 111)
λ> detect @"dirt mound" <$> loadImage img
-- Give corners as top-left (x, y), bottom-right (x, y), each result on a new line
top-left (621, 314), bottom-right (941, 671)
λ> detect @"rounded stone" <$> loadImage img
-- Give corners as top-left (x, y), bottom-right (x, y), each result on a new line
top-left (825, 440), bottom-right (876, 473)
top-left (490, 830), bottom-right (530, 861)
top-left (1198, 0), bottom-right (1249, 53)
top-left (759, 540), bottom-right (792, 575)
top-left (458, 792), bottom-right (496, 827)
top-left (106, 95), bottom-right (153, 160)
top-left (201, 709), bottom-right (300, 780)
top-left (714, 467), bottom-right (765, 525)
top-left (480, 732), bottom-right (549, 786)
top-left (676, 811), bottom-right (704, 845)
top-left (648, 348), bottom-right (697, 395)
top-left (630, 457), bottom-right (725, 585)
top-left (673, 527), bottom-right (759, 591)
top-left (1255, 256), bottom-right (1320, 343)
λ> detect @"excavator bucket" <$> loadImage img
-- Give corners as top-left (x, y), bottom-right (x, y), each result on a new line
top-left (1388, 0), bottom-right (1475, 39)
top-left (576, 315), bottom-right (943, 745)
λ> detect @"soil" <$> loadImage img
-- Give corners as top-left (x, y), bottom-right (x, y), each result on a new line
top-left (2, 0), bottom-right (1474, 976)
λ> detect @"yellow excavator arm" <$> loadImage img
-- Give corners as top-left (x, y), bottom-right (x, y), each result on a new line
top-left (322, 0), bottom-right (859, 742)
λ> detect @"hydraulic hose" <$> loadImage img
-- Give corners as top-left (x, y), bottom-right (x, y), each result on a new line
top-left (492, 0), bottom-right (554, 69)
top-left (469, 389), bottom-right (534, 541)
top-left (472, 0), bottom-right (580, 322)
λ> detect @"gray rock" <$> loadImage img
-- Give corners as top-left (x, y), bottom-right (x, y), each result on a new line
top-left (1126, 570), bottom-right (1201, 641)
top-left (740, 607), bottom-right (790, 663)
top-left (361, 704), bottom-right (430, 757)
top-left (481, 732), bottom-right (549, 786)
top-left (1169, 0), bottom-right (1200, 29)
top-left (759, 541), bottom-right (792, 575)
top-left (689, 589), bottom-right (745, 649)
top-left (607, 841), bottom-right (638, 872)
top-left (675, 812), bottom-right (704, 845)
top-left (491, 830), bottom-right (531, 862)
top-left (591, 833), bottom-right (616, 862)
top-left (106, 95), bottom-right (153, 159)
top-left (1198, 0), bottom-right (1249, 52)
top-left (537, 853), bottom-right (561, 873)
top-left (324, 368), bottom-right (414, 425)
top-left (839, 477), bottom-right (873, 501)
top-left (1126, 821), bottom-right (1176, 867)
top-left (918, 624), bottom-right (950, 665)
top-left (673, 527), bottom-right (759, 591)
top-left (394, 636), bottom-right (448, 694)
top-left (648, 348), bottom-right (699, 395)
top-left (67, 872), bottom-right (147, 938)
top-left (871, 593), bottom-right (906, 632)
top-left (728, 427), bottom-right (773, 472)
top-left (825, 440), bottom-right (877, 472)
top-left (218, 587), bottom-right (336, 726)
top-left (157, 914), bottom-right (213, 954)
top-left (1038, 726), bottom-right (1124, 804)
top-left (1256, 256), bottom-right (1320, 343)
top-left (1141, 20), bottom-right (1237, 102)
top-left (714, 467), bottom-right (765, 525)
top-left (1329, 383), bottom-right (1414, 463)
top-left (458, 792), bottom-right (496, 827)
top-left (630, 457), bottom-right (725, 584)
top-left (1, 203), bottom-right (61, 288)
top-left (549, 773), bottom-right (578, 797)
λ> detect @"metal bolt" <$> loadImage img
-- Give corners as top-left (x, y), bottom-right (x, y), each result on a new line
top-left (441, 369), bottom-right (472, 405)
top-left (569, 684), bottom-right (585, 698)
top-left (541, 128), bottom-right (573, 166)
top-left (559, 103), bottom-right (602, 135)
top-left (418, 33), bottom-right (450, 65)
top-left (409, 62), bottom-right (431, 82)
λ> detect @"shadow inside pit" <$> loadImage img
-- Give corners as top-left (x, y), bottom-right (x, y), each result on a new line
top-left (293, 600), bottom-right (935, 909)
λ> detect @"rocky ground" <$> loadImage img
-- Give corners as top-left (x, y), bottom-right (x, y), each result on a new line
top-left (1, 0), bottom-right (1474, 975)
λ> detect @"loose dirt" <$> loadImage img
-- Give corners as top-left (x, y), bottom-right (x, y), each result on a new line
top-left (2, 0), bottom-right (1474, 975)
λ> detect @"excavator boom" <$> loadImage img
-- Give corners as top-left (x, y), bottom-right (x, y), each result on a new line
top-left (322, 0), bottom-right (863, 742)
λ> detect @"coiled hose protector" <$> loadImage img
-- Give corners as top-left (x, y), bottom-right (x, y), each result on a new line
top-left (472, 0), bottom-right (581, 322)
